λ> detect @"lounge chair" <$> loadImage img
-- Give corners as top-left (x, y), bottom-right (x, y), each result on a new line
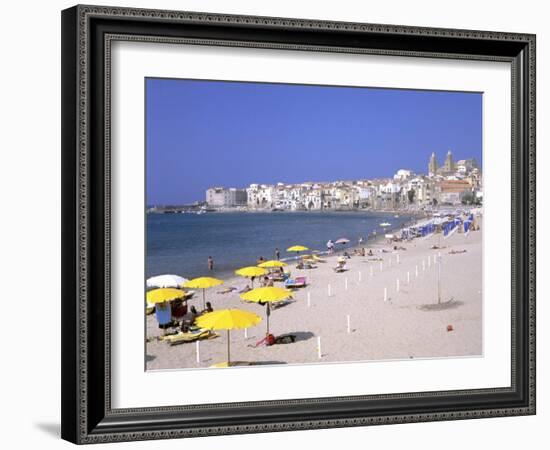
top-left (162, 329), bottom-right (218, 345)
top-left (297, 261), bottom-right (317, 270)
top-left (333, 264), bottom-right (347, 273)
top-left (217, 286), bottom-right (237, 294)
top-left (269, 270), bottom-right (288, 282)
top-left (284, 276), bottom-right (307, 288)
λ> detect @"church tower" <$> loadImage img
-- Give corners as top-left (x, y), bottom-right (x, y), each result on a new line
top-left (442, 150), bottom-right (454, 173)
top-left (428, 152), bottom-right (438, 177)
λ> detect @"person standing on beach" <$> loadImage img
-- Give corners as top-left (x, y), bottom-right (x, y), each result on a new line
top-left (275, 248), bottom-right (280, 260)
top-left (208, 256), bottom-right (214, 271)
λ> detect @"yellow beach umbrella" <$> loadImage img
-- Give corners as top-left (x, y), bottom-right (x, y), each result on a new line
top-left (183, 277), bottom-right (223, 309)
top-left (241, 287), bottom-right (292, 334)
top-left (195, 309), bottom-right (262, 366)
top-left (287, 245), bottom-right (309, 253)
top-left (146, 288), bottom-right (186, 304)
top-left (235, 266), bottom-right (267, 287)
top-left (258, 260), bottom-right (287, 268)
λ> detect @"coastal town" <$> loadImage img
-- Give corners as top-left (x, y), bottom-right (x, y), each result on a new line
top-left (148, 151), bottom-right (481, 213)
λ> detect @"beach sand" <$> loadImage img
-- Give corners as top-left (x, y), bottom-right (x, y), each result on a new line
top-left (146, 225), bottom-right (482, 370)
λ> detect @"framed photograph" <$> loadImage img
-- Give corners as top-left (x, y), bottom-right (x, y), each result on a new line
top-left (61, 4), bottom-right (536, 444)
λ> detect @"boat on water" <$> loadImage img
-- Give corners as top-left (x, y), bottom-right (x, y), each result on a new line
top-left (380, 222), bottom-right (391, 227)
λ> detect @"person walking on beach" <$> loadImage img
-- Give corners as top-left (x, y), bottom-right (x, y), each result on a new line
top-left (208, 256), bottom-right (214, 271)
top-left (275, 248), bottom-right (280, 260)
top-left (326, 239), bottom-right (334, 254)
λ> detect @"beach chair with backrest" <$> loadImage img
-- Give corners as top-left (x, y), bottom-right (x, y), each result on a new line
top-left (284, 276), bottom-right (307, 288)
top-left (163, 329), bottom-right (218, 345)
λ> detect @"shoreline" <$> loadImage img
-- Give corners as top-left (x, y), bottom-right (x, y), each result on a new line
top-left (148, 208), bottom-right (431, 216)
top-left (146, 210), bottom-right (422, 280)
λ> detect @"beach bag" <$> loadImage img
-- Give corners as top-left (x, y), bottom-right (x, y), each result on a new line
top-left (275, 334), bottom-right (296, 344)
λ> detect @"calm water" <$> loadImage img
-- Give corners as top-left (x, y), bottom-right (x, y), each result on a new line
top-left (146, 211), bottom-right (415, 279)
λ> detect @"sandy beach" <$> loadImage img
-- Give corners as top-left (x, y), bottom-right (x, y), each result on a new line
top-left (146, 224), bottom-right (482, 370)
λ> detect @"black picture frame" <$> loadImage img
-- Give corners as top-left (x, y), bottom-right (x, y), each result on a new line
top-left (61, 4), bottom-right (536, 444)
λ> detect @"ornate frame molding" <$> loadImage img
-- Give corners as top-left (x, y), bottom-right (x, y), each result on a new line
top-left (62, 5), bottom-right (536, 444)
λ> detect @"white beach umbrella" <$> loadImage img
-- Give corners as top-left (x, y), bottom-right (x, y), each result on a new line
top-left (146, 274), bottom-right (188, 289)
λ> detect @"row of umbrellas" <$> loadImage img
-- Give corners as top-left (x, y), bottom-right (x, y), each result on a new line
top-left (146, 243), bottom-right (348, 366)
top-left (147, 284), bottom-right (291, 365)
top-left (146, 283), bottom-right (291, 334)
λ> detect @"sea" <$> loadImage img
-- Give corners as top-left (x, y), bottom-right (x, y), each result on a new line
top-left (146, 211), bottom-right (417, 280)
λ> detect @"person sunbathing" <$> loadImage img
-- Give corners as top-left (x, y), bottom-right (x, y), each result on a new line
top-left (449, 249), bottom-right (467, 254)
top-left (239, 284), bottom-right (252, 293)
top-left (217, 286), bottom-right (237, 294)
top-left (333, 262), bottom-right (347, 272)
top-left (253, 333), bottom-right (276, 347)
top-left (201, 302), bottom-right (214, 314)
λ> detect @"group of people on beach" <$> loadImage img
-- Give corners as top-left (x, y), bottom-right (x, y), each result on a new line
top-left (156, 298), bottom-right (214, 335)
top-left (352, 248), bottom-right (374, 257)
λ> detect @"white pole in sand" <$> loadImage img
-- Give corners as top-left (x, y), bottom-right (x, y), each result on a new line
top-left (407, 271), bottom-right (410, 284)
top-left (384, 287), bottom-right (388, 302)
top-left (370, 266), bottom-right (374, 277)
top-left (397, 254), bottom-right (400, 264)
top-left (416, 265), bottom-right (419, 278)
top-left (317, 336), bottom-right (322, 358)
top-left (244, 328), bottom-right (248, 339)
top-left (307, 291), bottom-right (311, 307)
top-left (347, 315), bottom-right (351, 333)
top-left (345, 277), bottom-right (348, 291)
top-left (437, 253), bottom-right (442, 304)
top-left (328, 284), bottom-right (332, 297)
top-left (428, 256), bottom-right (431, 268)
top-left (380, 262), bottom-right (383, 271)
top-left (195, 340), bottom-right (200, 363)
top-left (358, 271), bottom-right (362, 283)
top-left (389, 258), bottom-right (392, 267)
top-left (423, 260), bottom-right (426, 271)
top-left (396, 278), bottom-right (400, 293)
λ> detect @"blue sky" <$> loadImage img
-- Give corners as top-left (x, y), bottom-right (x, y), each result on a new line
top-left (146, 78), bottom-right (482, 205)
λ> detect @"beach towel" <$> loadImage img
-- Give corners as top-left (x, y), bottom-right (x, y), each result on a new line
top-left (155, 302), bottom-right (172, 325)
